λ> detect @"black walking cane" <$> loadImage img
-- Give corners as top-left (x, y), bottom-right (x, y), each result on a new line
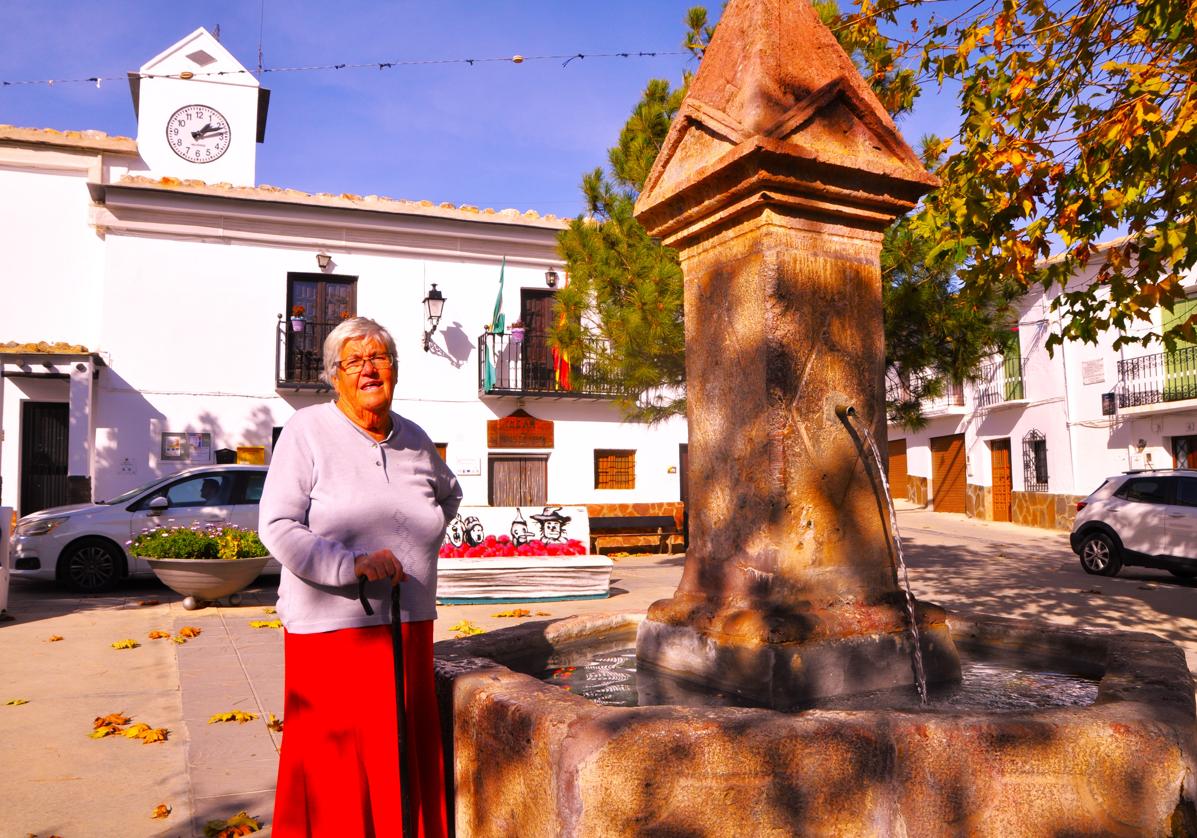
top-left (359, 575), bottom-right (417, 838)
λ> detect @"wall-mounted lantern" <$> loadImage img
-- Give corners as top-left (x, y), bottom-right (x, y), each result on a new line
top-left (316, 252), bottom-right (332, 271)
top-left (422, 284), bottom-right (446, 351)
top-left (545, 269), bottom-right (559, 288)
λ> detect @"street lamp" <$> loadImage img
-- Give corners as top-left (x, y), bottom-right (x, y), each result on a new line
top-left (422, 284), bottom-right (446, 351)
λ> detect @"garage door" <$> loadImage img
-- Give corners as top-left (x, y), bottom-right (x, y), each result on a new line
top-left (887, 439), bottom-right (908, 501)
top-left (930, 434), bottom-right (966, 514)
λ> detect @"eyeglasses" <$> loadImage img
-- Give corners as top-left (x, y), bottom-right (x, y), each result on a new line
top-left (338, 353), bottom-right (394, 373)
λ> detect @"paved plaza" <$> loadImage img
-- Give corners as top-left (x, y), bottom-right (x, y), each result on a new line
top-left (1, 503), bottom-right (1194, 837)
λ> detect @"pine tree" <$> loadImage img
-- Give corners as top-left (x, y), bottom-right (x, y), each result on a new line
top-left (553, 4), bottom-right (1014, 427)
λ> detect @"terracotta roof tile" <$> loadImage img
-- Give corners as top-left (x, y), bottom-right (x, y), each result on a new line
top-left (0, 124), bottom-right (137, 154)
top-left (113, 174), bottom-right (567, 228)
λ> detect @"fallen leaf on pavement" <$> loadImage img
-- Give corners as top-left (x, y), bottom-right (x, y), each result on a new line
top-left (139, 727), bottom-right (169, 744)
top-left (449, 619), bottom-right (484, 637)
top-left (262, 607), bottom-right (277, 614)
top-left (90, 724), bottom-right (124, 739)
top-left (151, 803), bottom-right (172, 819)
top-left (172, 636), bottom-right (188, 644)
top-left (5, 698), bottom-right (29, 705)
top-left (204, 810), bottom-right (262, 837)
top-left (111, 638), bottom-right (140, 650)
top-left (178, 626), bottom-right (202, 638)
top-left (136, 599), bottom-right (160, 607)
top-left (266, 713), bottom-right (284, 732)
top-left (94, 712), bottom-right (131, 728)
top-left (209, 710), bottom-right (260, 724)
top-left (249, 620), bottom-right (283, 629)
top-left (492, 608), bottom-right (531, 618)
top-left (536, 611), bottom-right (551, 616)
top-left (148, 630), bottom-right (172, 640)
top-left (48, 635), bottom-right (63, 642)
top-left (122, 723), bottom-right (152, 738)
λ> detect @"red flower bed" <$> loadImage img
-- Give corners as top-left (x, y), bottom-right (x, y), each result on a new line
top-left (439, 534), bottom-right (588, 558)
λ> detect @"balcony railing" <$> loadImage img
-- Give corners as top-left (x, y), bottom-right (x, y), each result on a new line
top-left (1117, 345), bottom-right (1197, 408)
top-left (885, 373), bottom-right (965, 412)
top-left (276, 316), bottom-right (335, 390)
top-left (976, 356), bottom-right (1025, 408)
top-left (478, 330), bottom-right (632, 398)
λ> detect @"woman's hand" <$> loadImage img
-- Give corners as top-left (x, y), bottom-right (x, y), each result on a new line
top-left (354, 549), bottom-right (406, 586)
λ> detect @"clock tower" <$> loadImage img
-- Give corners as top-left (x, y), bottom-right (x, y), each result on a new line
top-left (130, 27), bottom-right (269, 187)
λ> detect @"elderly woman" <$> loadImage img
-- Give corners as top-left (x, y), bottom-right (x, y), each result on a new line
top-left (260, 316), bottom-right (461, 837)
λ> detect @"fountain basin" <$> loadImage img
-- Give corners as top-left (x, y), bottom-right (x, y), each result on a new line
top-left (434, 611), bottom-right (1197, 837)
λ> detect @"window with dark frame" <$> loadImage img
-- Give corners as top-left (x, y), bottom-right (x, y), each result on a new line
top-left (284, 273), bottom-right (357, 385)
top-left (1022, 429), bottom-right (1048, 492)
top-left (595, 449), bottom-right (636, 490)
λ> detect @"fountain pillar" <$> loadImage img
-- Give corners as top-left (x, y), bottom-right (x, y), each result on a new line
top-left (634, 0), bottom-right (961, 706)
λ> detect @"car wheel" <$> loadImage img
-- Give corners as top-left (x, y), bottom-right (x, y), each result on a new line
top-left (1078, 532), bottom-right (1122, 577)
top-left (58, 537), bottom-right (123, 593)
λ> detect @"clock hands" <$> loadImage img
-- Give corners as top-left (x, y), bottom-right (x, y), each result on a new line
top-left (190, 123), bottom-right (227, 141)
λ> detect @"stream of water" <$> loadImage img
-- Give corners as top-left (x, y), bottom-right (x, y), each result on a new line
top-left (844, 407), bottom-right (929, 704)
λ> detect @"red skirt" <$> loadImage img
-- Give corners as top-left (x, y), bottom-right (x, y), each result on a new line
top-left (273, 622), bottom-right (448, 838)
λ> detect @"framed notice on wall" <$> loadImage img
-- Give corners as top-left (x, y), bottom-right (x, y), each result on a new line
top-left (161, 432), bottom-right (213, 462)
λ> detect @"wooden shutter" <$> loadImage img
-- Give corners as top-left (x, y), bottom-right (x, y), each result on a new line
top-left (886, 439), bottom-right (907, 501)
top-left (488, 456), bottom-right (547, 506)
top-left (930, 434), bottom-right (967, 514)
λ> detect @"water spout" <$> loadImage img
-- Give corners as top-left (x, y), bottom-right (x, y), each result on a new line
top-left (840, 405), bottom-right (928, 704)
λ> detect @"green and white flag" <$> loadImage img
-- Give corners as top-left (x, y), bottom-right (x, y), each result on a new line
top-left (484, 258), bottom-right (506, 391)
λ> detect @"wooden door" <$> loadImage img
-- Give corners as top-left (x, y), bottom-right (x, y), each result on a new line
top-left (285, 273), bottom-right (357, 384)
top-left (991, 438), bottom-right (1012, 522)
top-left (930, 434), bottom-right (967, 514)
top-left (20, 402), bottom-right (69, 515)
top-left (520, 290), bottom-right (556, 391)
top-left (887, 439), bottom-right (908, 501)
top-left (488, 456), bottom-right (548, 506)
top-left (1173, 435), bottom-right (1197, 468)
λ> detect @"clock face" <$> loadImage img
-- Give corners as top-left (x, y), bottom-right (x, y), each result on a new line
top-left (166, 105), bottom-right (230, 163)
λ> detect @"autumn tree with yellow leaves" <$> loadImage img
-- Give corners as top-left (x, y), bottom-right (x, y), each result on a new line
top-left (841, 0), bottom-right (1197, 349)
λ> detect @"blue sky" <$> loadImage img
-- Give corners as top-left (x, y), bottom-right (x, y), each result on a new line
top-left (2, 1), bottom-right (964, 218)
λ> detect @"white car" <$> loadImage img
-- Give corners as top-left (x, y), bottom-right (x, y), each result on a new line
top-left (1070, 469), bottom-right (1197, 579)
top-left (10, 465), bottom-right (275, 593)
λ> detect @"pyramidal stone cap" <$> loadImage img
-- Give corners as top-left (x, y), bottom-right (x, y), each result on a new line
top-left (634, 0), bottom-right (940, 246)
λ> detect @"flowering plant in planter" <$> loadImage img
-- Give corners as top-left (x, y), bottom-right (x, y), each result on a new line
top-left (291, 305), bottom-right (306, 319)
top-left (439, 535), bottom-right (587, 559)
top-left (130, 525), bottom-right (267, 560)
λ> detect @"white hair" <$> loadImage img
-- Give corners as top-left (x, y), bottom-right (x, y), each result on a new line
top-left (322, 316), bottom-right (398, 392)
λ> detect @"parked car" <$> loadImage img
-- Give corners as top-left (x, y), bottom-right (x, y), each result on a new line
top-left (10, 465), bottom-right (275, 593)
top-left (1070, 469), bottom-right (1197, 579)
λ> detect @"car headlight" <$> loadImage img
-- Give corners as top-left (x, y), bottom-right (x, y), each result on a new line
top-left (14, 517), bottom-right (68, 537)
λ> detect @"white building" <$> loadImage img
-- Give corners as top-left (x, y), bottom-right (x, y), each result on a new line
top-left (888, 248), bottom-right (1197, 530)
top-left (0, 28), bottom-right (689, 529)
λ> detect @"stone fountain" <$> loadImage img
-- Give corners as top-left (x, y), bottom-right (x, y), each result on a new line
top-left (434, 0), bottom-right (1197, 834)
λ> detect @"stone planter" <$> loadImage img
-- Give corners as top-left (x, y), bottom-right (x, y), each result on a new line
top-left (437, 554), bottom-right (613, 604)
top-left (144, 556), bottom-right (269, 609)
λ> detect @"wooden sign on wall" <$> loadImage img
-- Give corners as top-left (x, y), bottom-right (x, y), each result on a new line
top-left (487, 409), bottom-right (554, 449)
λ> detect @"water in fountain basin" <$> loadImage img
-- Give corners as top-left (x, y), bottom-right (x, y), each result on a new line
top-left (539, 648), bottom-right (1099, 711)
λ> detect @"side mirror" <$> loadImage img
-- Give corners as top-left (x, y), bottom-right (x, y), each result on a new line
top-left (148, 497), bottom-right (169, 514)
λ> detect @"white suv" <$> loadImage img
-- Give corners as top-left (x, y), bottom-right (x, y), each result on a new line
top-left (10, 465), bottom-right (274, 593)
top-left (1070, 469), bottom-right (1197, 579)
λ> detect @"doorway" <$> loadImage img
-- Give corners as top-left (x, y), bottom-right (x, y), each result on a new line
top-left (488, 455), bottom-right (548, 506)
top-left (930, 433), bottom-right (966, 514)
top-left (20, 401), bottom-right (69, 515)
top-left (887, 439), bottom-right (908, 501)
top-left (990, 438), bottom-right (1012, 522)
top-left (1173, 435), bottom-right (1197, 468)
top-left (520, 289), bottom-right (556, 391)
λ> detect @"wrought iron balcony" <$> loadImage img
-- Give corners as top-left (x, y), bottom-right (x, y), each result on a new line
top-left (976, 356), bottom-right (1025, 408)
top-left (275, 315), bottom-right (334, 391)
top-left (1117, 345), bottom-right (1197, 408)
top-left (885, 373), bottom-right (965, 412)
top-left (478, 329), bottom-right (632, 399)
